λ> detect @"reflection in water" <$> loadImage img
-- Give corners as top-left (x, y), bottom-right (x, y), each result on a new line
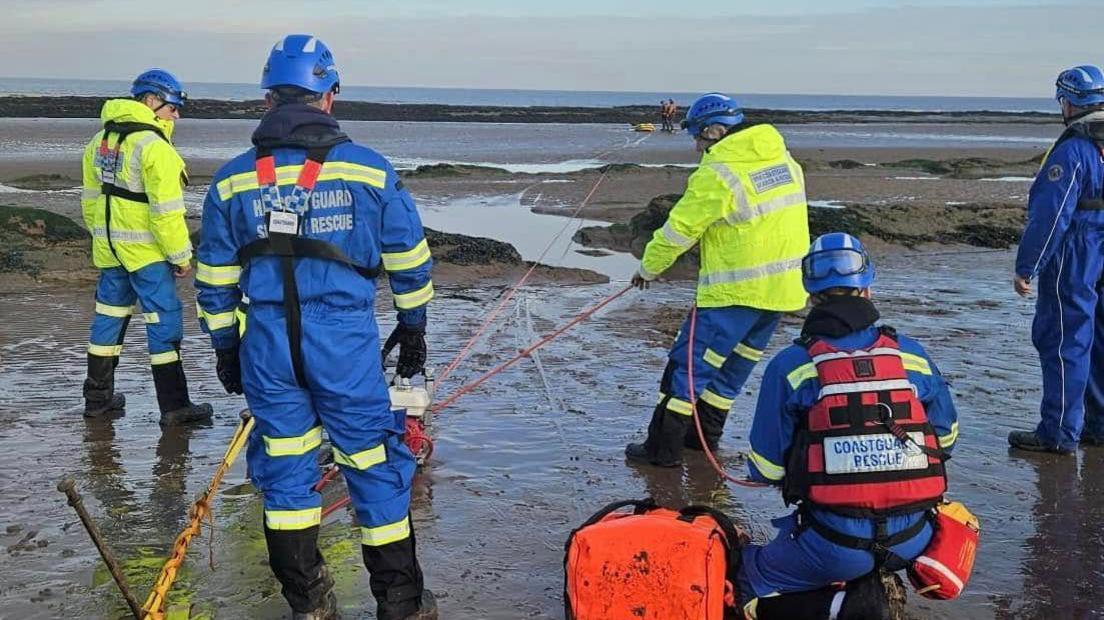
top-left (149, 428), bottom-right (195, 532)
top-left (81, 418), bottom-right (138, 535)
top-left (1013, 452), bottom-right (1104, 619)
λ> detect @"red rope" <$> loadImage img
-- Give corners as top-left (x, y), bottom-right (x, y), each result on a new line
top-left (434, 170), bottom-right (610, 387)
top-left (686, 304), bottom-right (769, 488)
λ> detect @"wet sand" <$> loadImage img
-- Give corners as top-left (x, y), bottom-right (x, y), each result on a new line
top-left (2, 249), bottom-right (1100, 619)
top-left (2, 116), bottom-right (1097, 619)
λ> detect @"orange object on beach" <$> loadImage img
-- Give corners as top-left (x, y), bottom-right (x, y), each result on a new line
top-left (564, 499), bottom-right (745, 620)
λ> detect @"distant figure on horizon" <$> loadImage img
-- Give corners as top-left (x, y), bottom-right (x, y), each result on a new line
top-left (1010, 64), bottom-right (1104, 455)
top-left (666, 99), bottom-right (677, 132)
top-left (659, 100), bottom-right (672, 132)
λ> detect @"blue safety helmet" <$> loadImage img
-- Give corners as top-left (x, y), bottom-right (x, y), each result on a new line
top-left (802, 232), bottom-right (875, 294)
top-left (1055, 65), bottom-right (1104, 108)
top-left (681, 93), bottom-right (744, 138)
top-left (261, 34), bottom-right (340, 95)
top-left (131, 68), bottom-right (187, 108)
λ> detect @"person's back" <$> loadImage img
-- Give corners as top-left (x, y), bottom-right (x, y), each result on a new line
top-left (738, 233), bottom-right (959, 618)
top-left (195, 34), bottom-right (436, 620)
top-left (79, 69), bottom-right (212, 426)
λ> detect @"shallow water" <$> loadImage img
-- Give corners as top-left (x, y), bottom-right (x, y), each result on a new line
top-left (1, 247), bottom-right (1101, 619)
top-left (0, 119), bottom-right (1058, 169)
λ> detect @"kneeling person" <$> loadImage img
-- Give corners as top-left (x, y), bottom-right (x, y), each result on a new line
top-left (738, 233), bottom-right (959, 617)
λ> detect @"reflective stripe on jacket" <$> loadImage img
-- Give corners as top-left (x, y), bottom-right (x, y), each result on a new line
top-left (81, 99), bottom-right (191, 271)
top-left (640, 124), bottom-right (809, 311)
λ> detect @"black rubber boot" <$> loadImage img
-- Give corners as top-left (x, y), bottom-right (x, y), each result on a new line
top-left (1008, 430), bottom-right (1073, 455)
top-left (366, 526), bottom-right (428, 620)
top-left (754, 571), bottom-right (890, 620)
top-left (264, 526), bottom-right (335, 617)
top-left (1083, 434), bottom-right (1104, 447)
top-left (626, 398), bottom-right (687, 467)
top-left (152, 359), bottom-right (213, 426)
top-left (83, 354), bottom-right (126, 417)
top-left (684, 400), bottom-right (727, 452)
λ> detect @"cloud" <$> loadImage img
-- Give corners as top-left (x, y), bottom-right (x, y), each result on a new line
top-left (2, 3), bottom-right (1097, 96)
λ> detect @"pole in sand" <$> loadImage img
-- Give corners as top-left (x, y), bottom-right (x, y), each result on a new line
top-left (57, 477), bottom-right (145, 620)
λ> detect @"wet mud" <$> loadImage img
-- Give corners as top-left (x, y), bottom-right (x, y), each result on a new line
top-left (1, 245), bottom-right (1101, 619)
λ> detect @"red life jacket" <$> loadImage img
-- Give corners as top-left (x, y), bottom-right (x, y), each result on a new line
top-left (784, 327), bottom-right (946, 517)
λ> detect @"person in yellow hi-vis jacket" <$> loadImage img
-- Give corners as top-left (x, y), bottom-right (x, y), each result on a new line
top-left (626, 92), bottom-right (809, 467)
top-left (80, 69), bottom-right (212, 426)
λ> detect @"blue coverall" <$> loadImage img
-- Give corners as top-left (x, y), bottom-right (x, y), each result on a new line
top-left (739, 326), bottom-right (959, 603)
top-left (194, 105), bottom-right (433, 608)
top-left (1015, 128), bottom-right (1104, 450)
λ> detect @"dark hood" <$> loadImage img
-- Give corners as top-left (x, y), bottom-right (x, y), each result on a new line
top-left (801, 295), bottom-right (881, 339)
top-left (251, 104), bottom-right (350, 150)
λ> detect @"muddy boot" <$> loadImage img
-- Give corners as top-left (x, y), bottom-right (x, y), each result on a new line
top-left (1008, 430), bottom-right (1073, 455)
top-left (152, 360), bottom-right (213, 426)
top-left (366, 530), bottom-right (429, 620)
top-left (399, 590), bottom-right (437, 620)
top-left (683, 401), bottom-right (726, 452)
top-left (266, 526), bottom-right (335, 618)
top-left (626, 399), bottom-right (686, 467)
top-left (82, 354), bottom-right (126, 417)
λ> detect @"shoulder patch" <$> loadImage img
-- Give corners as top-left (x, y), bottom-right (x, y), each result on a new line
top-left (749, 164), bottom-right (794, 193)
top-left (1047, 163), bottom-right (1064, 182)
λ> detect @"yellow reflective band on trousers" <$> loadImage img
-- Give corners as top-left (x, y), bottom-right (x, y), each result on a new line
top-left (639, 124), bottom-right (809, 311)
top-left (235, 306), bottom-right (248, 338)
top-left (88, 343), bottom-right (123, 357)
top-left (197, 303), bottom-right (238, 331)
top-left (95, 301), bottom-right (134, 318)
top-left (939, 422), bottom-right (959, 448)
top-left (150, 350), bottom-right (179, 365)
top-left (700, 389), bottom-right (735, 411)
top-left (265, 507), bottom-right (322, 531)
top-left (142, 312), bottom-right (160, 323)
top-left (381, 239), bottom-right (432, 272)
top-left (333, 444), bottom-right (386, 470)
top-left (361, 516), bottom-right (411, 547)
top-left (665, 397), bottom-right (694, 416)
top-left (264, 426), bottom-right (323, 457)
top-left (734, 342), bottom-right (764, 362)
top-left (703, 348), bottom-right (727, 369)
top-left (750, 450), bottom-right (785, 481)
top-left (394, 282), bottom-right (434, 310)
top-left (195, 262), bottom-right (241, 286)
top-left (215, 161), bottom-right (387, 200)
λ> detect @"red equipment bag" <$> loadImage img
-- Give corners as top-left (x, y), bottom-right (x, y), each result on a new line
top-left (907, 500), bottom-right (980, 600)
top-left (564, 499), bottom-right (746, 620)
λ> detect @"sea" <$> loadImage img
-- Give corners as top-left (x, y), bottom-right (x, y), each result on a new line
top-left (0, 77), bottom-right (1055, 113)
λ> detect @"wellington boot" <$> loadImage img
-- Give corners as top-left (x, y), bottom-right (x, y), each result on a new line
top-left (1008, 430), bottom-right (1073, 455)
top-left (291, 590), bottom-right (339, 620)
top-left (159, 402), bottom-right (214, 427)
top-left (683, 400), bottom-right (726, 452)
top-left (83, 354), bottom-right (126, 417)
top-left (624, 442), bottom-right (680, 468)
top-left (400, 590), bottom-right (437, 620)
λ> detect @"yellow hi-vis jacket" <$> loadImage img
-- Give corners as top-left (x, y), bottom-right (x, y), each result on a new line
top-left (639, 124), bottom-right (809, 311)
top-left (81, 99), bottom-right (192, 271)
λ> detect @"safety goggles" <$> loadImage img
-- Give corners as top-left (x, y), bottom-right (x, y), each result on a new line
top-left (801, 247), bottom-right (869, 280)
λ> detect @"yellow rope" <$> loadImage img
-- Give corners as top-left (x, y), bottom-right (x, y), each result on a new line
top-left (141, 412), bottom-right (254, 619)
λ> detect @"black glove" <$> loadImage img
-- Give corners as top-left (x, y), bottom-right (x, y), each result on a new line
top-left (216, 345), bottom-right (243, 395)
top-left (382, 323), bottom-right (427, 379)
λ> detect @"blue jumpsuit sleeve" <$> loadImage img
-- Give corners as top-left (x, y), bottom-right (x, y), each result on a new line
top-left (379, 169), bottom-right (433, 327)
top-left (748, 353), bottom-right (801, 484)
top-left (900, 337), bottom-right (959, 453)
top-left (195, 173), bottom-right (243, 351)
top-left (1015, 140), bottom-right (1086, 279)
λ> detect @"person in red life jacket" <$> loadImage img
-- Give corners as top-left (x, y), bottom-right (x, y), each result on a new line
top-left (736, 232), bottom-right (960, 618)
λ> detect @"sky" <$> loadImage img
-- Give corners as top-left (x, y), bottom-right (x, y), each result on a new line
top-left (2, 0), bottom-right (1098, 97)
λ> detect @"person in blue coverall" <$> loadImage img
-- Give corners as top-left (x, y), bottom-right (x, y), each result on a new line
top-left (1009, 65), bottom-right (1104, 455)
top-left (194, 35), bottom-right (436, 620)
top-left (737, 232), bottom-right (959, 619)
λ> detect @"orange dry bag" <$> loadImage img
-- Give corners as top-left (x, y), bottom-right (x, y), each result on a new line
top-left (564, 499), bottom-right (746, 620)
top-left (907, 500), bottom-right (980, 600)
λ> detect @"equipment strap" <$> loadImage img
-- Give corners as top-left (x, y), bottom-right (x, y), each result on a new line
top-left (97, 123), bottom-right (164, 267)
top-left (800, 507), bottom-right (929, 571)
